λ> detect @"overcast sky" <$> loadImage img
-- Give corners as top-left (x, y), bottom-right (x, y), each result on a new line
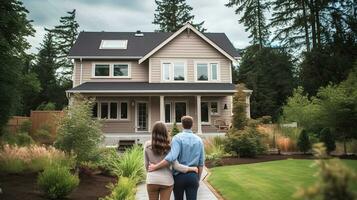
top-left (23, 0), bottom-right (250, 53)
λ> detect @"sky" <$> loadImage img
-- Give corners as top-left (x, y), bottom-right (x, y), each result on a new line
top-left (23, 0), bottom-right (250, 53)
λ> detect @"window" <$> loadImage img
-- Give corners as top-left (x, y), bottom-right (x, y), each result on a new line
top-left (162, 61), bottom-right (186, 81)
top-left (110, 103), bottom-right (117, 119)
top-left (100, 40), bottom-right (127, 49)
top-left (100, 102), bottom-right (109, 119)
top-left (114, 64), bottom-right (129, 77)
top-left (92, 102), bottom-right (98, 118)
top-left (120, 102), bottom-right (128, 119)
top-left (165, 103), bottom-right (171, 123)
top-left (211, 102), bottom-right (218, 115)
top-left (95, 64), bottom-right (110, 76)
top-left (163, 63), bottom-right (171, 81)
top-left (211, 64), bottom-right (218, 80)
top-left (174, 62), bottom-right (185, 80)
top-left (197, 63), bottom-right (208, 81)
top-left (201, 102), bottom-right (209, 123)
top-left (175, 102), bottom-right (187, 122)
top-left (196, 62), bottom-right (219, 81)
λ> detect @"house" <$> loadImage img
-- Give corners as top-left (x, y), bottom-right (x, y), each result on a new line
top-left (66, 23), bottom-right (252, 146)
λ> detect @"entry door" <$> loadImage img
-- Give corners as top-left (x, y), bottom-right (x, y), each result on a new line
top-left (136, 102), bottom-right (148, 132)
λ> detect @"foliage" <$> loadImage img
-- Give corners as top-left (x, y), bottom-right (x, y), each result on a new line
top-left (19, 120), bottom-right (32, 133)
top-left (226, 127), bottom-right (266, 157)
top-left (37, 163), bottom-right (79, 200)
top-left (237, 45), bottom-right (295, 120)
top-left (171, 121), bottom-right (180, 136)
top-left (33, 124), bottom-right (53, 144)
top-left (36, 102), bottom-right (56, 111)
top-left (0, 0), bottom-right (35, 130)
top-left (0, 144), bottom-right (72, 173)
top-left (297, 129), bottom-right (311, 154)
top-left (257, 116), bottom-right (272, 124)
top-left (295, 143), bottom-right (356, 200)
top-left (55, 95), bottom-right (103, 163)
top-left (319, 128), bottom-right (336, 154)
top-left (204, 137), bottom-right (227, 166)
top-left (153, 0), bottom-right (206, 32)
top-left (96, 147), bottom-right (121, 175)
top-left (113, 145), bottom-right (145, 182)
top-left (232, 84), bottom-right (248, 130)
top-left (100, 177), bottom-right (136, 200)
top-left (226, 0), bottom-right (269, 48)
top-left (1, 132), bottom-right (34, 146)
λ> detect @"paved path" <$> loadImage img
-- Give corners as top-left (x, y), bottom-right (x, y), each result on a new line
top-left (136, 168), bottom-right (218, 200)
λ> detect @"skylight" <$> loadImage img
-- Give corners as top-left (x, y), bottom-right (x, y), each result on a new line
top-left (100, 40), bottom-right (128, 49)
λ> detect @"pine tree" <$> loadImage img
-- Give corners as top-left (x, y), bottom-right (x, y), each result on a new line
top-left (226, 0), bottom-right (269, 48)
top-left (297, 129), bottom-right (311, 154)
top-left (232, 84), bottom-right (248, 130)
top-left (0, 0), bottom-right (35, 131)
top-left (171, 121), bottom-right (180, 136)
top-left (319, 128), bottom-right (336, 154)
top-left (153, 0), bottom-right (206, 32)
top-left (47, 9), bottom-right (79, 78)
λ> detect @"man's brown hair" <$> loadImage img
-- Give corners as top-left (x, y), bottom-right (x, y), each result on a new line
top-left (181, 116), bottom-right (193, 129)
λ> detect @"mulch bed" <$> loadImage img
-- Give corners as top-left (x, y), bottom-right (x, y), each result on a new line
top-left (205, 154), bottom-right (357, 168)
top-left (0, 172), bottom-right (116, 200)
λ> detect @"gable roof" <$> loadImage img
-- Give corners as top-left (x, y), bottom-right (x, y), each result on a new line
top-left (68, 24), bottom-right (239, 60)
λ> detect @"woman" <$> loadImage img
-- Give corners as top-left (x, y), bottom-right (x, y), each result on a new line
top-left (144, 121), bottom-right (198, 200)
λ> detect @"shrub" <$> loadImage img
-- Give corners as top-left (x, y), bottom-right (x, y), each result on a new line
top-left (297, 129), bottom-right (311, 154)
top-left (226, 127), bottom-right (266, 157)
top-left (320, 128), bottom-right (336, 154)
top-left (38, 164), bottom-right (79, 199)
top-left (295, 143), bottom-right (356, 200)
top-left (0, 144), bottom-right (72, 173)
top-left (1, 131), bottom-right (34, 146)
top-left (33, 124), bottom-right (52, 144)
top-left (204, 136), bottom-right (227, 166)
top-left (115, 145), bottom-right (145, 182)
top-left (36, 102), bottom-right (56, 111)
top-left (55, 95), bottom-right (103, 163)
top-left (257, 116), bottom-right (272, 124)
top-left (19, 120), bottom-right (32, 133)
top-left (96, 148), bottom-right (120, 175)
top-left (232, 84), bottom-right (248, 130)
top-left (171, 122), bottom-right (180, 136)
top-left (100, 177), bottom-right (136, 200)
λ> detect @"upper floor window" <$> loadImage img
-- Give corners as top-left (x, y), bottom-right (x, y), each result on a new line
top-left (100, 40), bottom-right (128, 49)
top-left (162, 61), bottom-right (186, 82)
top-left (195, 62), bottom-right (219, 81)
top-left (93, 63), bottom-right (130, 78)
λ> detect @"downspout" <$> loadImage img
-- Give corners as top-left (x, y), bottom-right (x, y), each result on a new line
top-left (80, 57), bottom-right (83, 84)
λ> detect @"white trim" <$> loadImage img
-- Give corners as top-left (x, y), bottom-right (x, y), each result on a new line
top-left (99, 40), bottom-right (128, 49)
top-left (96, 100), bottom-right (130, 121)
top-left (138, 23), bottom-right (236, 64)
top-left (160, 96), bottom-right (165, 121)
top-left (69, 56), bottom-right (142, 59)
top-left (197, 96), bottom-right (202, 134)
top-left (160, 59), bottom-right (188, 82)
top-left (80, 58), bottom-right (83, 84)
top-left (72, 60), bottom-right (76, 86)
top-left (229, 62), bottom-right (232, 83)
top-left (149, 58), bottom-right (152, 83)
top-left (92, 62), bottom-right (131, 78)
top-left (194, 61), bottom-right (220, 82)
top-left (68, 90), bottom-right (236, 93)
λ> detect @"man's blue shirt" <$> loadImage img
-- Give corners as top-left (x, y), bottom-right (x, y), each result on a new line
top-left (164, 129), bottom-right (205, 175)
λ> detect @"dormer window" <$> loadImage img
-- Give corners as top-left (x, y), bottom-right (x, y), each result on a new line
top-left (100, 40), bottom-right (128, 49)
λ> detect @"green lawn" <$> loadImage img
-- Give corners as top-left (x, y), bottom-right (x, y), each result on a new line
top-left (208, 159), bottom-right (357, 200)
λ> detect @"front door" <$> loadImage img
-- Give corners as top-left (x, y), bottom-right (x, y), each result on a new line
top-left (136, 102), bottom-right (148, 132)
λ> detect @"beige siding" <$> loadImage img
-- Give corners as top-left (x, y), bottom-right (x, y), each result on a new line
top-left (149, 31), bottom-right (232, 83)
top-left (73, 60), bottom-right (149, 87)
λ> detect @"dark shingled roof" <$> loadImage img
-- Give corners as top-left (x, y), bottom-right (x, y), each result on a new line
top-left (67, 82), bottom-right (236, 93)
top-left (69, 31), bottom-right (239, 58)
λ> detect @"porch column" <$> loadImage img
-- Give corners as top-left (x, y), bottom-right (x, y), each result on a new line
top-left (196, 95), bottom-right (202, 134)
top-left (160, 96), bottom-right (165, 122)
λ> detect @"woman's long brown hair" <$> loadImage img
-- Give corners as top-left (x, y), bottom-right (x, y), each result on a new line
top-left (151, 121), bottom-right (171, 156)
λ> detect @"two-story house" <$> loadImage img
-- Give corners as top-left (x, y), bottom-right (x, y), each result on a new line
top-left (66, 23), bottom-right (252, 146)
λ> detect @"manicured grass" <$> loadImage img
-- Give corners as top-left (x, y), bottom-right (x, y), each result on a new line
top-left (208, 159), bottom-right (357, 200)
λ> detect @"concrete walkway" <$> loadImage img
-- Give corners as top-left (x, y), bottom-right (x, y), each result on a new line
top-left (136, 168), bottom-right (218, 200)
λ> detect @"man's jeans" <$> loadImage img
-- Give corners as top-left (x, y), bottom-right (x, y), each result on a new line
top-left (173, 172), bottom-right (199, 200)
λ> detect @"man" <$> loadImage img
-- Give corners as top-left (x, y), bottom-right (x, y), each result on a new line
top-left (148, 116), bottom-right (205, 200)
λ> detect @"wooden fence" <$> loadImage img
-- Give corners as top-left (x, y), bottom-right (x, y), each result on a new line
top-left (6, 111), bottom-right (64, 136)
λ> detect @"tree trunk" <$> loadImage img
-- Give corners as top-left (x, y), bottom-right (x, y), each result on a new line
top-left (309, 0), bottom-right (317, 49)
top-left (302, 0), bottom-right (310, 51)
top-left (314, 0), bottom-right (321, 48)
top-left (257, 0), bottom-right (263, 49)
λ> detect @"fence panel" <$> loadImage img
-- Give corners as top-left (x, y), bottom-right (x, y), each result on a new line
top-left (30, 111), bottom-right (64, 136)
top-left (6, 116), bottom-right (30, 133)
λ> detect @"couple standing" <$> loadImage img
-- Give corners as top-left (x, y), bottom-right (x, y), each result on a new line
top-left (144, 116), bottom-right (205, 200)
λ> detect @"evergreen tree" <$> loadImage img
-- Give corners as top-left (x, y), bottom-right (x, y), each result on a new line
top-left (238, 45), bottom-right (295, 120)
top-left (171, 122), bottom-right (180, 136)
top-left (33, 32), bottom-right (59, 108)
top-left (153, 0), bottom-right (206, 32)
top-left (319, 128), bottom-right (336, 154)
top-left (297, 129), bottom-right (311, 154)
top-left (47, 9), bottom-right (79, 78)
top-left (232, 84), bottom-right (248, 130)
top-left (226, 0), bottom-right (269, 48)
top-left (0, 0), bottom-right (35, 131)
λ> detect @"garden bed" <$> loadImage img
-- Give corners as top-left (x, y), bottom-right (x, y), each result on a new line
top-left (0, 172), bottom-right (116, 200)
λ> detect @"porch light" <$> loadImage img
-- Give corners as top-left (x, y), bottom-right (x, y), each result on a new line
top-left (131, 101), bottom-right (135, 107)
top-left (224, 104), bottom-right (228, 110)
